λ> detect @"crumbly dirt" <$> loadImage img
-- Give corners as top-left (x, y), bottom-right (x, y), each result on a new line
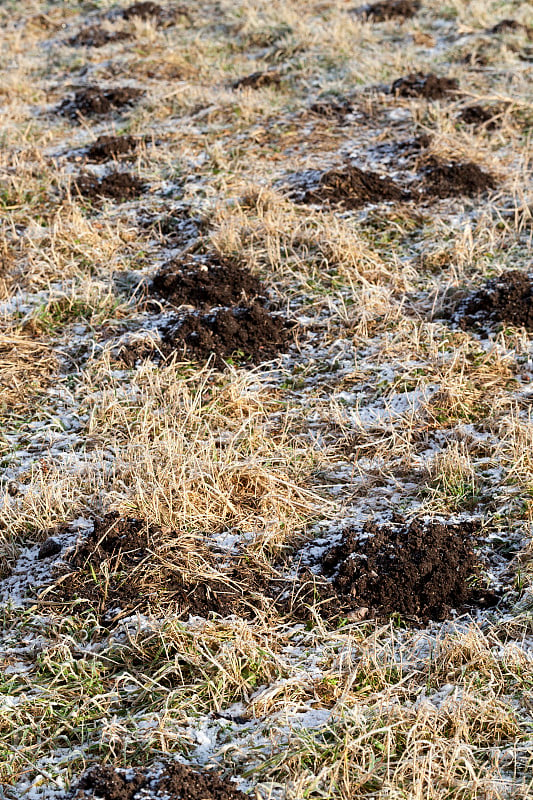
top-left (158, 304), bottom-right (293, 367)
top-left (58, 86), bottom-right (144, 118)
top-left (390, 72), bottom-right (459, 99)
top-left (488, 19), bottom-right (533, 38)
top-left (293, 518), bottom-right (497, 623)
top-left (454, 270), bottom-right (533, 334)
top-left (300, 165), bottom-right (413, 209)
top-left (72, 171), bottom-right (146, 201)
top-left (70, 762), bottom-right (248, 800)
top-left (309, 97), bottom-right (355, 120)
top-left (83, 134), bottom-right (139, 162)
top-left (421, 159), bottom-right (496, 198)
top-left (354, 0), bottom-right (420, 21)
top-left (67, 26), bottom-right (131, 47)
top-left (457, 104), bottom-right (503, 129)
top-left (46, 513), bottom-right (268, 621)
top-left (232, 71), bottom-right (281, 90)
top-left (149, 254), bottom-right (265, 309)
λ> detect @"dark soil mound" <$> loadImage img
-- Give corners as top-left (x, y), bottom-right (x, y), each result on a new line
top-left (488, 19), bottom-right (532, 37)
top-left (421, 159), bottom-right (496, 199)
top-left (355, 0), bottom-right (420, 21)
top-left (84, 134), bottom-right (139, 162)
top-left (70, 762), bottom-right (248, 800)
top-left (58, 86), bottom-right (143, 118)
top-left (454, 270), bottom-right (533, 333)
top-left (150, 255), bottom-right (265, 309)
top-left (309, 98), bottom-right (354, 120)
top-left (47, 513), bottom-right (267, 620)
top-left (294, 517), bottom-right (496, 623)
top-left (122, 1), bottom-right (165, 19)
top-left (391, 72), bottom-right (458, 99)
top-left (73, 171), bottom-right (145, 201)
top-left (232, 71), bottom-right (281, 89)
top-left (457, 104), bottom-right (503, 129)
top-left (158, 303), bottom-right (292, 367)
top-left (67, 26), bottom-right (131, 47)
top-left (302, 165), bottom-right (412, 209)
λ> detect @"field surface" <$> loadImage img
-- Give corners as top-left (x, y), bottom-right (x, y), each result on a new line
top-left (1, 0), bottom-right (533, 798)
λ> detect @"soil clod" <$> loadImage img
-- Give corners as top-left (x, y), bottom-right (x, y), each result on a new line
top-left (70, 762), bottom-right (248, 800)
top-left (300, 165), bottom-right (412, 209)
top-left (38, 538), bottom-right (62, 560)
top-left (67, 26), bottom-right (131, 47)
top-left (390, 72), bottom-right (458, 99)
top-left (421, 158), bottom-right (496, 198)
top-left (58, 86), bottom-right (143, 119)
top-left (73, 171), bottom-right (146, 201)
top-left (83, 134), bottom-right (139, 162)
top-left (232, 71), bottom-right (281, 90)
top-left (354, 0), bottom-right (420, 21)
top-left (295, 517), bottom-right (496, 623)
top-left (150, 254), bottom-right (265, 309)
top-left (454, 270), bottom-right (533, 334)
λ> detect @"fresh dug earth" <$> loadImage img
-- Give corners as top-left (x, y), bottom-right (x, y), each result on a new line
top-left (69, 762), bottom-right (248, 800)
top-left (302, 165), bottom-right (412, 209)
top-left (67, 26), bottom-right (131, 47)
top-left (232, 70), bottom-right (281, 89)
top-left (421, 159), bottom-right (496, 199)
top-left (488, 19), bottom-right (533, 38)
top-left (354, 0), bottom-right (420, 21)
top-left (149, 254), bottom-right (265, 309)
top-left (156, 303), bottom-right (293, 367)
top-left (295, 518), bottom-right (496, 623)
top-left (454, 270), bottom-right (533, 334)
top-left (120, 1), bottom-right (180, 23)
top-left (83, 134), bottom-right (139, 162)
top-left (45, 513), bottom-right (268, 621)
top-left (309, 97), bottom-right (354, 120)
top-left (58, 85), bottom-right (143, 118)
top-left (73, 171), bottom-right (146, 201)
top-left (458, 104), bottom-right (503, 128)
top-left (390, 72), bottom-right (459, 99)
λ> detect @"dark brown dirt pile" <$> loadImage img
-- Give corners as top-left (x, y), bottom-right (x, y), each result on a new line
top-left (58, 86), bottom-right (143, 118)
top-left (70, 762), bottom-right (248, 800)
top-left (458, 104), bottom-right (503, 129)
top-left (67, 26), bottom-right (131, 47)
top-left (293, 517), bottom-right (496, 623)
top-left (309, 98), bottom-right (354, 120)
top-left (232, 71), bottom-right (281, 89)
top-left (488, 19), bottom-right (533, 37)
top-left (122, 1), bottom-right (166, 20)
top-left (421, 159), bottom-right (496, 199)
top-left (47, 512), bottom-right (268, 620)
top-left (73, 171), bottom-right (146, 201)
top-left (156, 303), bottom-right (292, 367)
top-left (354, 0), bottom-right (420, 21)
top-left (454, 270), bottom-right (533, 334)
top-left (302, 165), bottom-right (412, 209)
top-left (391, 72), bottom-right (458, 99)
top-left (150, 254), bottom-right (265, 309)
top-left (84, 134), bottom-right (139, 162)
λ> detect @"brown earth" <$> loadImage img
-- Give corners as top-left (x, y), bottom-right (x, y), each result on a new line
top-left (70, 762), bottom-right (248, 800)
top-left (120, 1), bottom-right (187, 23)
top-left (67, 26), bottom-right (131, 47)
top-left (390, 72), bottom-right (459, 99)
top-left (84, 135), bottom-right (139, 162)
top-left (73, 171), bottom-right (146, 201)
top-left (157, 303), bottom-right (293, 367)
top-left (309, 97), bottom-right (354, 120)
top-left (301, 165), bottom-right (413, 209)
top-left (293, 517), bottom-right (497, 623)
top-left (421, 159), bottom-right (496, 199)
top-left (232, 71), bottom-right (281, 89)
top-left (58, 86), bottom-right (144, 119)
top-left (149, 254), bottom-right (265, 309)
top-left (46, 513), bottom-right (269, 621)
top-left (457, 104), bottom-right (503, 129)
top-left (454, 270), bottom-right (533, 334)
top-left (488, 19), bottom-right (533, 38)
top-left (354, 0), bottom-right (420, 21)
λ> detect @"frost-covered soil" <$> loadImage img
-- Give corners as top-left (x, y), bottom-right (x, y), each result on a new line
top-left (1, 0), bottom-right (533, 798)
